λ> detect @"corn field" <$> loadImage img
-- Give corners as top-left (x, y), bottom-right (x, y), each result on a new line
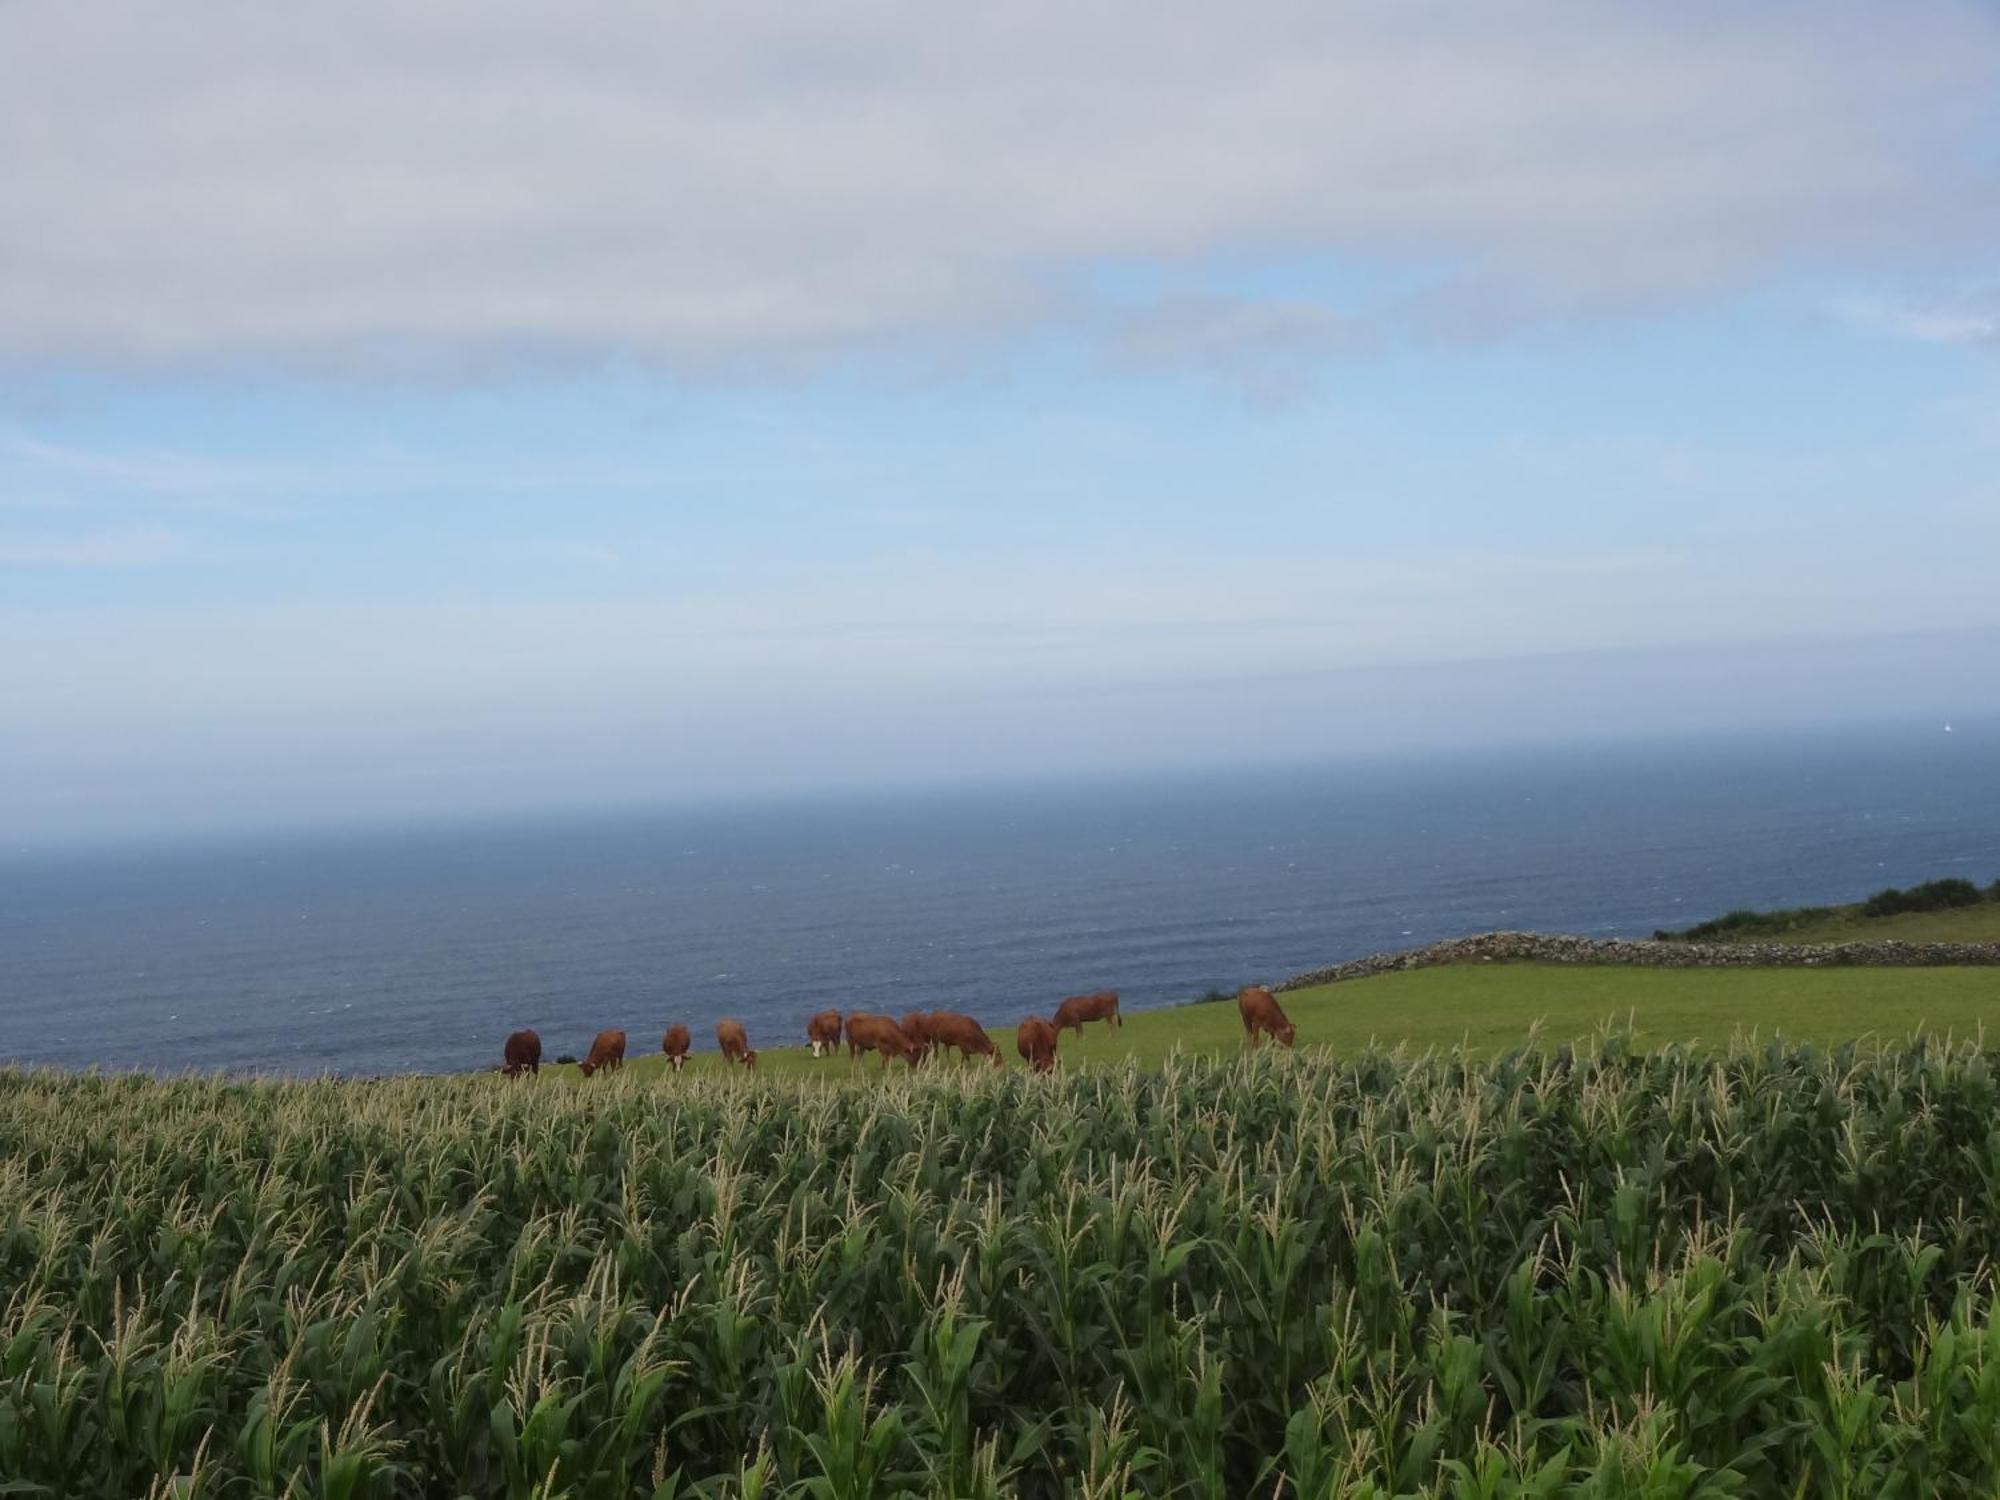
top-left (7, 1036), bottom-right (2000, 1497)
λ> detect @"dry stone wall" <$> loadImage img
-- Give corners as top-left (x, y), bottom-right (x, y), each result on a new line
top-left (1276, 931), bottom-right (2000, 992)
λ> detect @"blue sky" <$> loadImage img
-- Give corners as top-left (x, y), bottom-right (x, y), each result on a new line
top-left (4, 2), bottom-right (1998, 843)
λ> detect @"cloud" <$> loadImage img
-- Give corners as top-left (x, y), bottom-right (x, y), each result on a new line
top-left (0, 527), bottom-right (191, 567)
top-left (1098, 294), bottom-right (1375, 402)
top-left (0, 429), bottom-right (306, 519)
top-left (1, 1), bottom-right (1993, 373)
top-left (0, 430), bottom-right (288, 492)
top-left (1844, 292), bottom-right (2000, 347)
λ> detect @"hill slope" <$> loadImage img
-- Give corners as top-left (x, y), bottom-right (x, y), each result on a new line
top-left (1659, 875), bottom-right (2000, 943)
top-left (1690, 901), bottom-right (2000, 945)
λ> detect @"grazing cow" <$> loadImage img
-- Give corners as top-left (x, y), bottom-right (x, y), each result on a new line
top-left (844, 1012), bottom-right (919, 1068)
top-left (899, 1011), bottom-right (934, 1062)
top-left (717, 1018), bottom-right (757, 1070)
top-left (1237, 986), bottom-right (1296, 1048)
top-left (926, 1010), bottom-right (1003, 1067)
top-left (660, 1024), bottom-right (691, 1072)
top-left (1016, 1016), bottom-right (1057, 1074)
top-left (578, 1028), bottom-right (627, 1077)
top-left (806, 1009), bottom-right (843, 1059)
top-left (502, 1029), bottom-right (542, 1078)
top-left (1053, 989), bottom-right (1121, 1038)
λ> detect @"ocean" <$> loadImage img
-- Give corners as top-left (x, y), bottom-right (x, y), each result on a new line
top-left (5, 721), bottom-right (1997, 1076)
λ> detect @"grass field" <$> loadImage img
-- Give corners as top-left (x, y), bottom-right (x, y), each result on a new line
top-left (555, 961), bottom-right (2000, 1082)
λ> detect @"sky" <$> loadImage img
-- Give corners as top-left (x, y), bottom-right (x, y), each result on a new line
top-left (4, 1), bottom-right (1999, 845)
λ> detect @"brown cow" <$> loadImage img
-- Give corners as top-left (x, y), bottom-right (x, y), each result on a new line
top-left (844, 1012), bottom-right (919, 1068)
top-left (1237, 986), bottom-right (1296, 1048)
top-left (502, 1029), bottom-right (542, 1078)
top-left (717, 1018), bottom-right (757, 1069)
top-left (1016, 1016), bottom-right (1057, 1074)
top-left (926, 1010), bottom-right (1003, 1067)
top-left (578, 1028), bottom-right (626, 1077)
top-left (1053, 989), bottom-right (1120, 1038)
top-left (899, 1010), bottom-right (934, 1062)
top-left (806, 1009), bottom-right (843, 1059)
top-left (661, 1024), bottom-right (691, 1072)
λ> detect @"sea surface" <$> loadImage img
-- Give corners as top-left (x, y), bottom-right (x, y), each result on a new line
top-left (5, 722), bottom-right (1998, 1076)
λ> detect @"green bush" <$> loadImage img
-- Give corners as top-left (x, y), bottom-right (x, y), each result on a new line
top-left (10, 1041), bottom-right (2000, 1495)
top-left (1660, 904), bottom-right (1836, 941)
top-left (1661, 874), bottom-right (2000, 939)
top-left (1862, 877), bottom-right (1984, 917)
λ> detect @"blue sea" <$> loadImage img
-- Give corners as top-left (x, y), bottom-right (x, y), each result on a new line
top-left (5, 722), bottom-right (1998, 1076)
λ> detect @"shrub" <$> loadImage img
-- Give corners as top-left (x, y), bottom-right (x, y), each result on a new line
top-left (1662, 874), bottom-right (2000, 940)
top-left (1660, 905), bottom-right (1835, 941)
top-left (1862, 877), bottom-right (1984, 917)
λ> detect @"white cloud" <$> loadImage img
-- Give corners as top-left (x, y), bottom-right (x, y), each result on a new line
top-left (1099, 295), bottom-right (1375, 403)
top-left (0, 430), bottom-right (289, 492)
top-left (1, 1), bottom-right (1993, 372)
top-left (0, 429), bottom-right (307, 520)
top-left (1844, 292), bottom-right (2000, 347)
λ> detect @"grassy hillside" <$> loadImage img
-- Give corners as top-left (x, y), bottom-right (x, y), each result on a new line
top-left (1689, 899), bottom-right (2000, 945)
top-left (552, 961), bottom-right (2000, 1082)
top-left (1658, 874), bottom-right (2000, 942)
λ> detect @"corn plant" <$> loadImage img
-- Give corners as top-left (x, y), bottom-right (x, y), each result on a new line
top-left (5, 1032), bottom-right (2000, 1494)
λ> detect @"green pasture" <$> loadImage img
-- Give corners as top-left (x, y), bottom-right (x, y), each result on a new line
top-left (542, 960), bottom-right (2000, 1083)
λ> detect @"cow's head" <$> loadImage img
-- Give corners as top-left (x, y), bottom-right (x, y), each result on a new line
top-left (743, 1049), bottom-right (759, 1070)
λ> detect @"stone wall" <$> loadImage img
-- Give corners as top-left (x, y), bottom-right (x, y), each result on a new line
top-left (1275, 930), bottom-right (2000, 992)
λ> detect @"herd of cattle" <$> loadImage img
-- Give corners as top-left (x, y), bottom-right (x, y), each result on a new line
top-left (498, 984), bottom-right (1297, 1079)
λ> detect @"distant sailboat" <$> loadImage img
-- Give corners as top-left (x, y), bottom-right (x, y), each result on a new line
top-left (1945, 723), bottom-right (1953, 733)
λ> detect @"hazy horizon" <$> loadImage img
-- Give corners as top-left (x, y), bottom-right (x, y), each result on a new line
top-left (7, 635), bottom-right (1990, 852)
